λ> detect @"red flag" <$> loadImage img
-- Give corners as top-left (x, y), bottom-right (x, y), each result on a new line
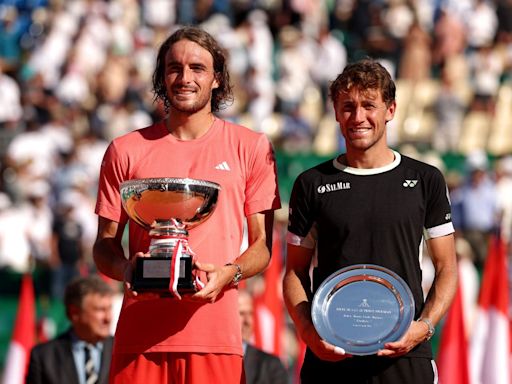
top-left (436, 270), bottom-right (470, 384)
top-left (470, 235), bottom-right (510, 384)
top-left (253, 227), bottom-right (285, 358)
top-left (2, 274), bottom-right (36, 384)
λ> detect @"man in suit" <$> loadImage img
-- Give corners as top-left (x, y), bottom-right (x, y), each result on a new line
top-left (26, 275), bottom-right (114, 384)
top-left (238, 289), bottom-right (288, 384)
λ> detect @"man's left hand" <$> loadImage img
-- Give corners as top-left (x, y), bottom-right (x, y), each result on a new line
top-left (377, 320), bottom-right (428, 357)
top-left (190, 261), bottom-right (233, 303)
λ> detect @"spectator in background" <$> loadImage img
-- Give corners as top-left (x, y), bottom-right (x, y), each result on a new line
top-left (240, 10), bottom-right (276, 131)
top-left (50, 147), bottom-right (90, 203)
top-left (467, 44), bottom-right (504, 116)
top-left (0, 191), bottom-right (32, 274)
top-left (238, 289), bottom-right (288, 384)
top-left (432, 7), bottom-right (467, 67)
top-left (382, 0), bottom-right (415, 44)
top-left (357, 1), bottom-right (400, 73)
top-left (243, 64), bottom-right (276, 132)
top-left (278, 104), bottom-right (314, 153)
top-left (51, 192), bottom-right (85, 300)
top-left (451, 150), bottom-right (499, 269)
top-left (25, 7), bottom-right (79, 90)
top-left (494, 155), bottom-right (512, 243)
top-left (465, 0), bottom-right (499, 51)
top-left (245, 9), bottom-right (274, 78)
top-left (4, 117), bottom-right (60, 202)
top-left (398, 18), bottom-right (432, 82)
top-left (0, 63), bottom-right (22, 130)
top-left (24, 181), bottom-right (54, 297)
top-left (308, 26), bottom-right (347, 110)
top-left (275, 26), bottom-right (311, 114)
top-left (20, 73), bottom-right (53, 128)
top-left (432, 65), bottom-right (466, 153)
top-left (445, 169), bottom-right (465, 233)
top-left (66, 187), bottom-right (99, 272)
top-left (496, 0), bottom-right (512, 44)
top-left (74, 129), bottom-right (109, 187)
top-left (26, 275), bottom-right (114, 384)
top-left (0, 6), bottom-right (24, 72)
top-left (54, 49), bottom-right (91, 107)
top-left (141, 0), bottom-right (176, 29)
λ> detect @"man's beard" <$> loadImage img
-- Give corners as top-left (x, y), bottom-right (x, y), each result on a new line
top-left (169, 92), bottom-right (211, 114)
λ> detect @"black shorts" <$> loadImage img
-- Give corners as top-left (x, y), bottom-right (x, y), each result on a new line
top-left (300, 350), bottom-right (436, 384)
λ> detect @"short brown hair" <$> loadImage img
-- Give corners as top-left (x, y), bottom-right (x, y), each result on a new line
top-left (64, 275), bottom-right (113, 317)
top-left (329, 59), bottom-right (396, 106)
top-left (152, 26), bottom-right (233, 112)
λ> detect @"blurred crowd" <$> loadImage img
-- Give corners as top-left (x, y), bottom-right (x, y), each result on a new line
top-left (0, 0), bottom-right (512, 345)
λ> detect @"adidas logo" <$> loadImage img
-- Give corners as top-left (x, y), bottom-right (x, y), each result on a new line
top-left (215, 161), bottom-right (231, 171)
top-left (403, 179), bottom-right (418, 188)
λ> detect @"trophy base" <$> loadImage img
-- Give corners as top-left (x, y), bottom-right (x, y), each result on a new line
top-left (132, 257), bottom-right (197, 295)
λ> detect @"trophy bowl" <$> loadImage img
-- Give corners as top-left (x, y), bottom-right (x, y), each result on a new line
top-left (120, 177), bottom-right (221, 297)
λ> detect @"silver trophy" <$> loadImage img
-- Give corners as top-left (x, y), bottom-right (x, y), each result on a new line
top-left (311, 264), bottom-right (415, 355)
top-left (120, 177), bottom-right (221, 297)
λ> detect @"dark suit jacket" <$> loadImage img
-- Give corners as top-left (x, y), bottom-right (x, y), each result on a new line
top-left (244, 344), bottom-right (288, 384)
top-left (26, 329), bottom-right (113, 384)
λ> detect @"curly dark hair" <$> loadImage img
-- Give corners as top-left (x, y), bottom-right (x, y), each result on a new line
top-left (329, 58), bottom-right (396, 107)
top-left (152, 26), bottom-right (233, 113)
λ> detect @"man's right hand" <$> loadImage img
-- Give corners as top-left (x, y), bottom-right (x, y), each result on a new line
top-left (123, 252), bottom-right (160, 300)
top-left (302, 324), bottom-right (352, 362)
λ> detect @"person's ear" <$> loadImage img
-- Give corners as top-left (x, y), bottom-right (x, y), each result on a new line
top-left (68, 304), bottom-right (80, 322)
top-left (385, 100), bottom-right (396, 122)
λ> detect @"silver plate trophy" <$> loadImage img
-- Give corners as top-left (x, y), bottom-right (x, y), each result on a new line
top-left (311, 264), bottom-right (415, 355)
top-left (120, 177), bottom-right (221, 298)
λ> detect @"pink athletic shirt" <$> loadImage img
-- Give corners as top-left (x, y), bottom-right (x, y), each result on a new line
top-left (95, 118), bottom-right (281, 355)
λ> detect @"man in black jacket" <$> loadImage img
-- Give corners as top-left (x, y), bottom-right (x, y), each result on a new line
top-left (27, 275), bottom-right (114, 384)
top-left (238, 289), bottom-right (288, 384)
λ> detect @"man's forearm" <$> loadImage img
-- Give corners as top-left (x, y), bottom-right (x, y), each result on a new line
top-left (283, 270), bottom-right (315, 339)
top-left (232, 212), bottom-right (273, 280)
top-left (421, 262), bottom-right (458, 326)
top-left (231, 237), bottom-right (271, 280)
top-left (421, 234), bottom-right (458, 326)
top-left (93, 238), bottom-right (129, 281)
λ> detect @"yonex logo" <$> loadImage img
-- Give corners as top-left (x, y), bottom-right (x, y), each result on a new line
top-left (215, 161), bottom-right (231, 171)
top-left (403, 180), bottom-right (418, 188)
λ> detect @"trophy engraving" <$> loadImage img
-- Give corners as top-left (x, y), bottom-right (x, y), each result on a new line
top-left (120, 177), bottom-right (221, 298)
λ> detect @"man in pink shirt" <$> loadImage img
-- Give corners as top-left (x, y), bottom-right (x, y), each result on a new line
top-left (93, 26), bottom-right (280, 384)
